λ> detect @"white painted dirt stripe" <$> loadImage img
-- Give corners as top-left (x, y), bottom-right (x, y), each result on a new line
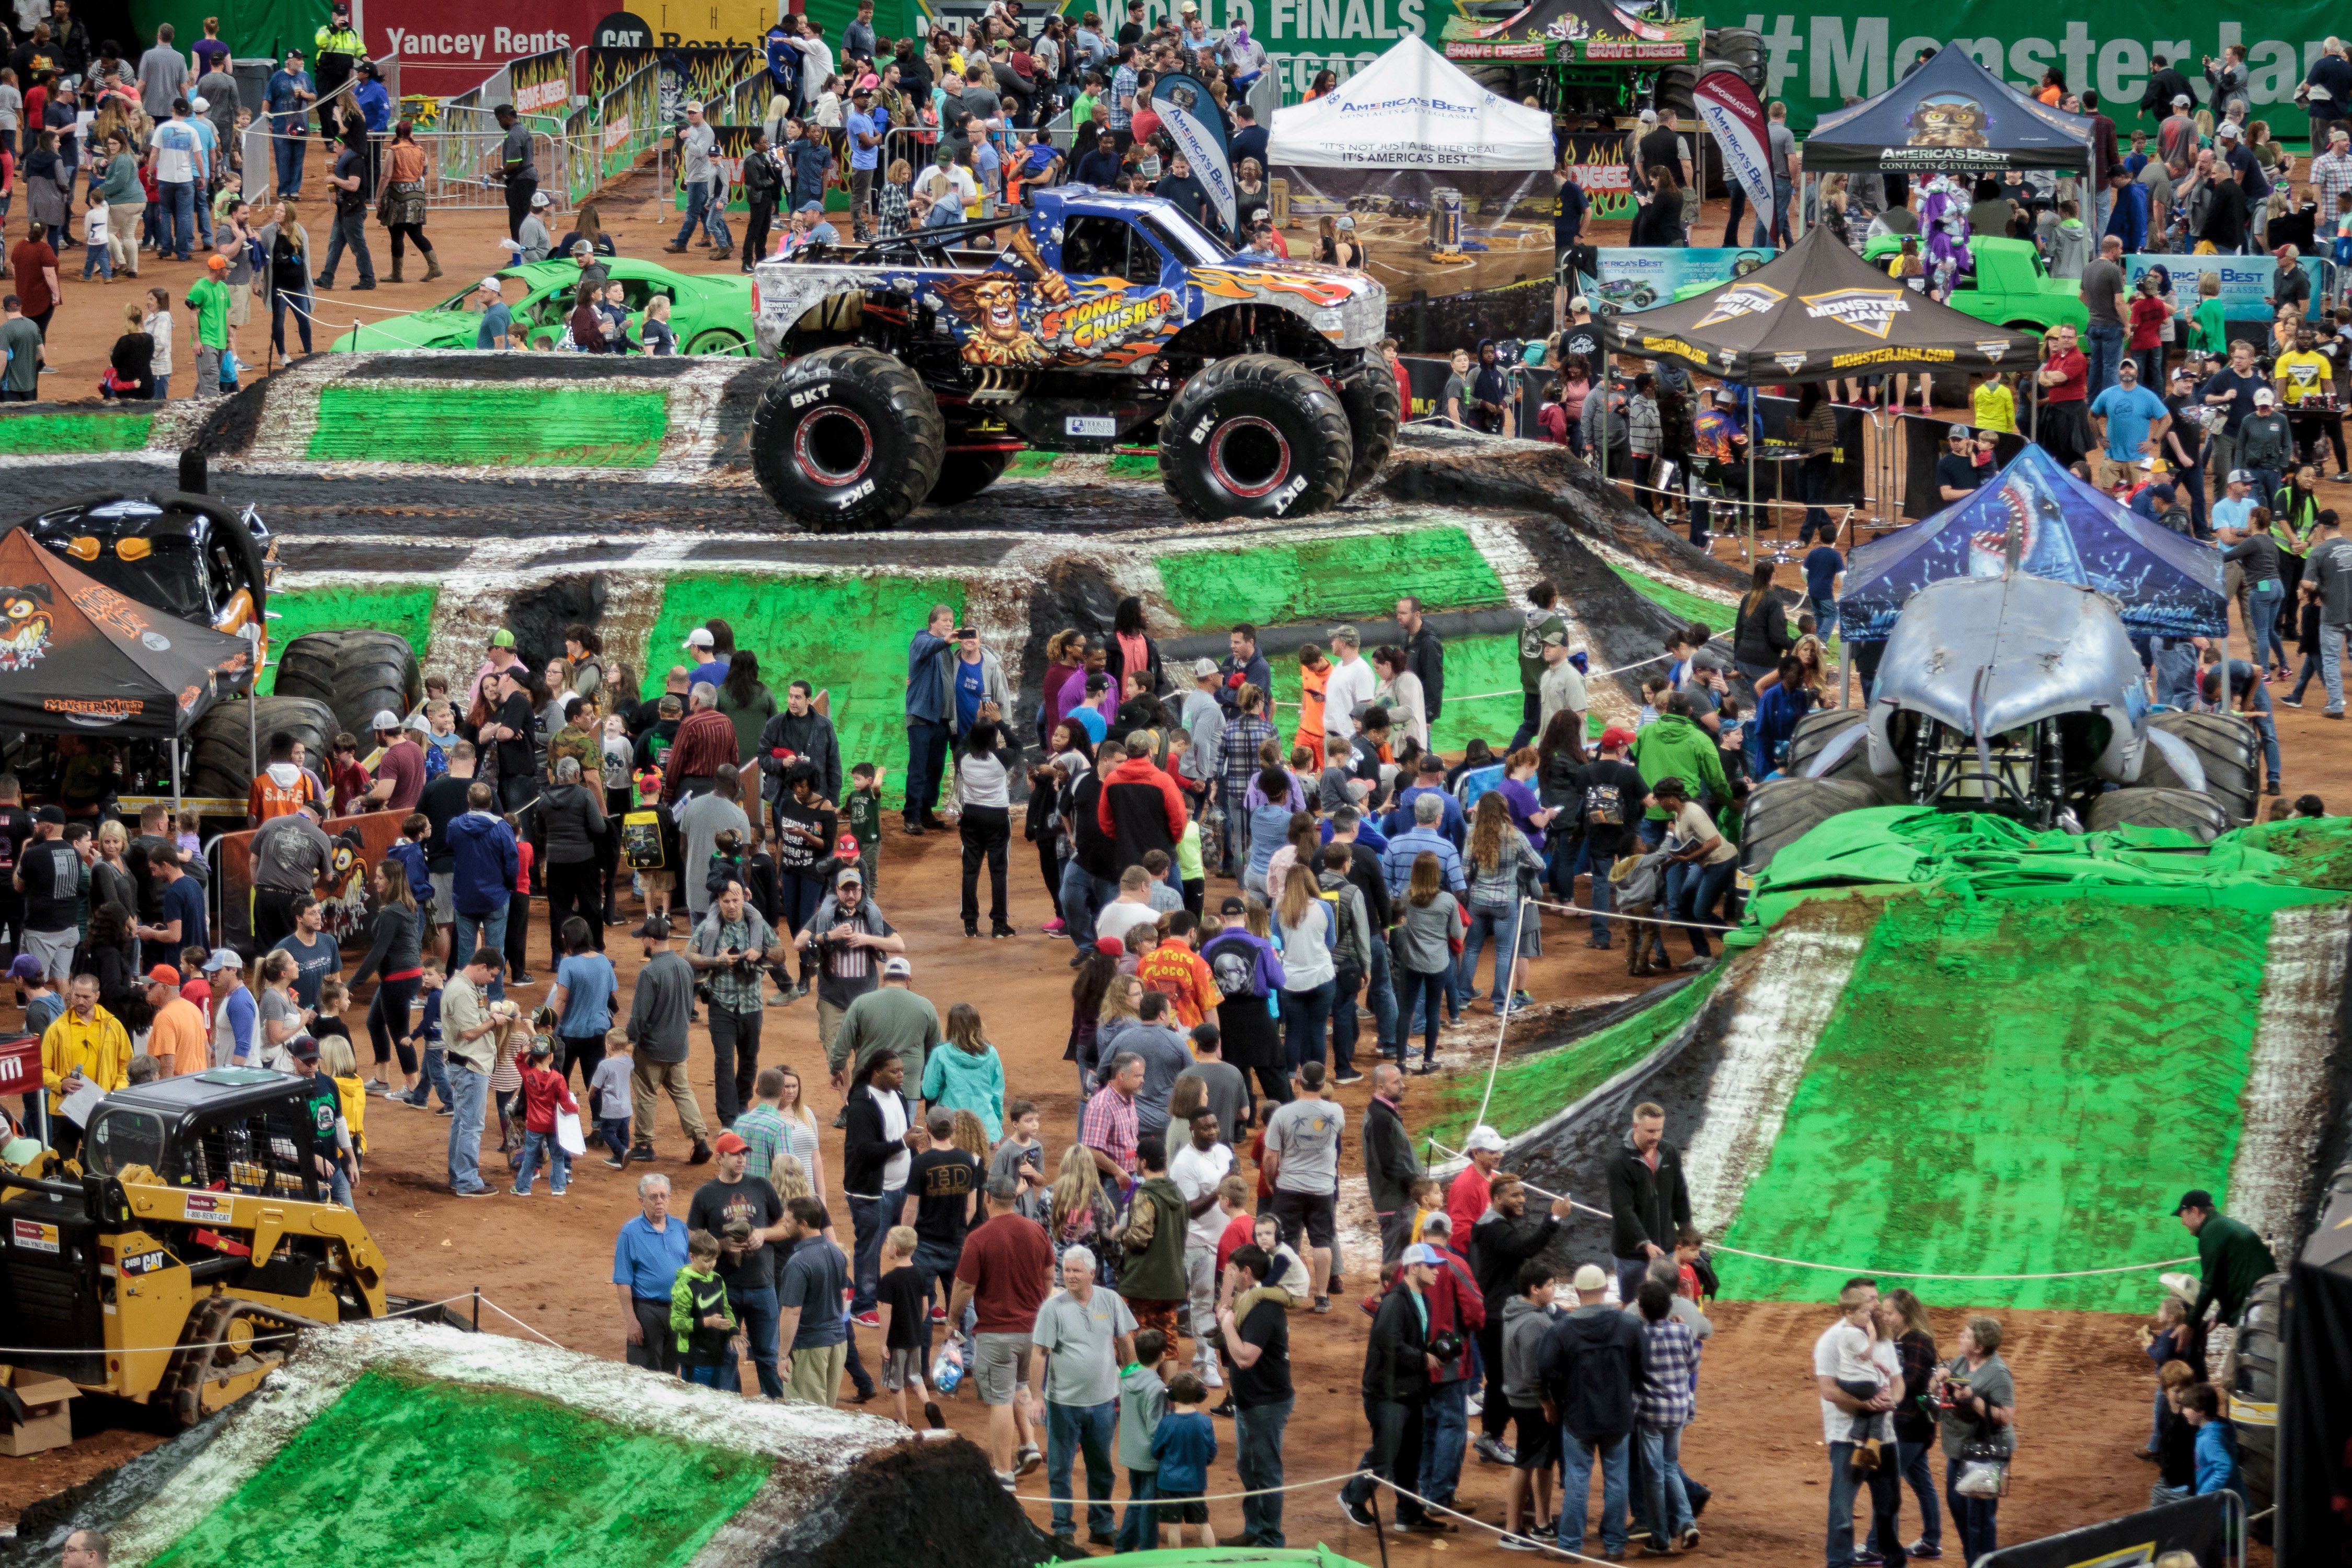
top-left (2228, 903), bottom-right (2352, 1256)
top-left (1581, 536), bottom-right (1742, 607)
top-left (1680, 928), bottom-right (1866, 1238)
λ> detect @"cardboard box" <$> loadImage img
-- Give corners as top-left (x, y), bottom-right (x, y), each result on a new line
top-left (0, 1368), bottom-right (78, 1457)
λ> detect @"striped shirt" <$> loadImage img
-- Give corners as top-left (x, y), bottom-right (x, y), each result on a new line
top-left (1079, 1081), bottom-right (1139, 1175)
top-left (1109, 64), bottom-right (1136, 130)
top-left (2312, 148), bottom-right (2352, 226)
top-left (1636, 1315), bottom-right (1700, 1427)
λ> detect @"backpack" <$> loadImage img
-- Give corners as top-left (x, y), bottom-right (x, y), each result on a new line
top-left (622, 808), bottom-right (667, 869)
top-left (1205, 937), bottom-right (1260, 1000)
top-left (1584, 776), bottom-right (1629, 828)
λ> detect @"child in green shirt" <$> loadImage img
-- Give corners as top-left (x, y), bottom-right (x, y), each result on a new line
top-left (845, 762), bottom-right (883, 892)
top-left (670, 1229), bottom-right (736, 1386)
top-left (2188, 271), bottom-right (2229, 356)
top-left (185, 256), bottom-right (233, 396)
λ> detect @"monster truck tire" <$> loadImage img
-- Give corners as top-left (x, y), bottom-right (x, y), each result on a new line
top-left (2223, 1273), bottom-right (2284, 1540)
top-left (271, 629), bottom-right (423, 741)
top-left (1783, 710), bottom-right (1909, 803)
top-left (926, 449), bottom-right (1012, 506)
top-left (2140, 711), bottom-right (2262, 826)
top-left (188, 695), bottom-right (339, 801)
top-left (1738, 777), bottom-right (1886, 878)
top-left (1160, 354), bottom-right (1353, 523)
top-left (751, 345), bottom-right (945, 532)
top-left (1653, 64), bottom-right (1696, 119)
top-left (2084, 786), bottom-right (2232, 841)
top-left (1336, 359), bottom-right (1401, 498)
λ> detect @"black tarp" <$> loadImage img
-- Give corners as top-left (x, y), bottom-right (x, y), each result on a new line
top-left (2279, 1150), bottom-right (2352, 1568)
top-left (0, 527), bottom-right (255, 739)
top-left (1976, 1493), bottom-right (2238, 1568)
top-left (1600, 224), bottom-right (2041, 384)
top-left (1801, 45), bottom-right (2095, 175)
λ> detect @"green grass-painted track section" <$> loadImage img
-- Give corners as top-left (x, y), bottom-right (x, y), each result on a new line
top-left (0, 410), bottom-right (157, 454)
top-left (1157, 526), bottom-right (1506, 630)
top-left (306, 386), bottom-right (670, 468)
top-left (640, 572), bottom-right (965, 781)
top-left (149, 1369), bottom-right (767, 1568)
top-left (1605, 561), bottom-right (1733, 632)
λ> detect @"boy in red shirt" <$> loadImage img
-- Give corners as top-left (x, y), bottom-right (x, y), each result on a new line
top-left (512, 1036), bottom-right (579, 1196)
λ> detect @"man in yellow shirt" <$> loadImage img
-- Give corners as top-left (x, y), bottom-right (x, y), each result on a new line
top-left (145, 965), bottom-right (211, 1077)
top-left (2272, 324), bottom-right (2351, 481)
top-left (41, 973), bottom-right (131, 1160)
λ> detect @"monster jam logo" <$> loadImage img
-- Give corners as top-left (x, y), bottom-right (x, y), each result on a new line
top-left (1040, 288), bottom-right (1180, 358)
top-left (1802, 289), bottom-right (1909, 340)
top-left (1640, 335), bottom-right (1710, 363)
top-left (1977, 340), bottom-right (2013, 362)
top-left (1693, 282), bottom-right (1785, 329)
top-left (1830, 346), bottom-right (1954, 368)
top-left (1774, 351), bottom-right (1810, 373)
top-left (0, 584), bottom-right (53, 671)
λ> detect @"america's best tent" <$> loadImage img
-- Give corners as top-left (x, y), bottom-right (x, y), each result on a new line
top-left (0, 527), bottom-right (257, 738)
top-left (1837, 443), bottom-right (2228, 642)
top-left (1602, 224), bottom-right (2041, 383)
top-left (1799, 44), bottom-right (2095, 174)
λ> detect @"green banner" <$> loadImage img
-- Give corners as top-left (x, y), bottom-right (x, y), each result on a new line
top-left (1705, 10), bottom-right (2340, 138)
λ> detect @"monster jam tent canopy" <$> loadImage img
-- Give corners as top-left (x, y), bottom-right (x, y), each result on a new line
top-left (1600, 223), bottom-right (2041, 383)
top-left (1267, 35), bottom-right (1557, 214)
top-left (1438, 0), bottom-right (1703, 66)
top-left (1835, 442), bottom-right (2228, 642)
top-left (0, 527), bottom-right (256, 740)
top-left (1798, 44), bottom-right (2094, 175)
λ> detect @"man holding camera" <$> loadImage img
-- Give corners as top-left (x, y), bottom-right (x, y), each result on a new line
top-left (688, 878), bottom-right (781, 1130)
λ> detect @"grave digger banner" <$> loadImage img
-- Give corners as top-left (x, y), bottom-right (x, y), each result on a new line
top-left (1723, 9), bottom-right (2341, 138)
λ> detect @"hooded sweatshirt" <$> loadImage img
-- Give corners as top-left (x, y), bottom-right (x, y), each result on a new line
top-left (1536, 1300), bottom-right (1648, 1444)
top-left (447, 810), bottom-right (520, 918)
top-left (1501, 1292), bottom-right (1554, 1408)
top-left (1630, 714), bottom-right (1730, 820)
top-left (1097, 753), bottom-right (1189, 867)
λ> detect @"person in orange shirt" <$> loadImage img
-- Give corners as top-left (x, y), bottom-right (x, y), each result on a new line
top-left (1135, 909), bottom-right (1223, 1029)
top-left (144, 965), bottom-right (211, 1075)
top-left (1294, 643), bottom-right (1331, 768)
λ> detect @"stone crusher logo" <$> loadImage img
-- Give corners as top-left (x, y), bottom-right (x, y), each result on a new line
top-left (1693, 282), bottom-right (1786, 329)
top-left (1041, 285), bottom-right (1182, 364)
top-left (68, 582), bottom-right (149, 640)
top-left (1802, 287), bottom-right (1909, 339)
top-left (0, 583), bottom-right (54, 670)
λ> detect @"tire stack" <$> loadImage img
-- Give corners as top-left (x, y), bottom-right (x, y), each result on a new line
top-left (271, 630), bottom-right (425, 741)
top-left (187, 695), bottom-right (339, 801)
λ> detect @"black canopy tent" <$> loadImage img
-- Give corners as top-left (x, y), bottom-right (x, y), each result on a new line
top-left (1799, 45), bottom-right (2095, 175)
top-left (0, 528), bottom-right (259, 810)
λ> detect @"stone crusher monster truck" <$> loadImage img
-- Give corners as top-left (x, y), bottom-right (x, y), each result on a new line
top-left (1738, 569), bottom-right (2263, 874)
top-left (749, 188), bottom-right (1397, 530)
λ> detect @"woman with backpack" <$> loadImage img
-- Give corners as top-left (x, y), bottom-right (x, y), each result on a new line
top-left (1201, 894), bottom-right (1289, 1105)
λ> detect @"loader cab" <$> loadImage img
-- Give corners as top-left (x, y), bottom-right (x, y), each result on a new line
top-left (83, 1069), bottom-right (334, 1203)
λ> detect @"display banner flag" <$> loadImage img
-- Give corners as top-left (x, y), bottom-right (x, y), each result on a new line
top-left (1152, 72), bottom-right (1237, 235)
top-left (1694, 64), bottom-right (1775, 216)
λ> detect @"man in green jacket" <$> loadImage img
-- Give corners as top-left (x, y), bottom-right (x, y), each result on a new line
top-left (2176, 1188), bottom-right (2275, 1327)
top-left (1119, 1133), bottom-right (1191, 1342)
top-left (1630, 695), bottom-right (1728, 844)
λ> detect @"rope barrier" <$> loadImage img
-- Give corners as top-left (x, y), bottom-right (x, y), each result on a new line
top-left (0, 1290), bottom-right (494, 1358)
top-left (1375, 1475), bottom-right (1629, 1564)
top-left (1422, 1135), bottom-right (2198, 1283)
top-left (1008, 1466), bottom-right (1374, 1506)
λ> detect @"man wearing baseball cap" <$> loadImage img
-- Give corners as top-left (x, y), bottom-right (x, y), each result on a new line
top-left (475, 276), bottom-right (513, 350)
top-left (1339, 1241), bottom-right (1444, 1531)
top-left (2173, 1189), bottom-right (2274, 1327)
top-left (1935, 424), bottom-right (1991, 503)
top-left (685, 1128), bottom-right (791, 1396)
top-left (2235, 384), bottom-right (2295, 512)
top-left (362, 709), bottom-right (429, 813)
top-left (683, 625), bottom-right (730, 691)
top-left (831, 951), bottom-right (937, 1110)
top-left (801, 864), bottom-right (905, 1085)
top-left (146, 965), bottom-right (208, 1076)
top-left (625, 914), bottom-right (713, 1167)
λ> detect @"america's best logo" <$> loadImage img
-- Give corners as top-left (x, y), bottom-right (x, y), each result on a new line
top-left (1801, 287), bottom-right (1910, 339)
top-left (1693, 282), bottom-right (1785, 329)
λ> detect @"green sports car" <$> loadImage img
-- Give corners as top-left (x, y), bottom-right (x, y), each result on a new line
top-left (328, 257), bottom-right (756, 355)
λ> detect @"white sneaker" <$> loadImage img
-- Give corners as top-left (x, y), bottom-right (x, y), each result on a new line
top-left (1203, 1366), bottom-right (1225, 1388)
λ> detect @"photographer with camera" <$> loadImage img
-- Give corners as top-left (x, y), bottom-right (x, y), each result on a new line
top-left (687, 878), bottom-right (782, 1131)
top-left (1929, 1316), bottom-right (2016, 1564)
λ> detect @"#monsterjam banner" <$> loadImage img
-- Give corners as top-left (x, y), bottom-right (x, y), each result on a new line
top-left (1152, 72), bottom-right (1238, 234)
top-left (1714, 8), bottom-right (2342, 137)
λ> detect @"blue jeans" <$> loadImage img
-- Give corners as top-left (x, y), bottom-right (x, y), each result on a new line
top-left (446, 1064), bottom-right (490, 1194)
top-left (1234, 1394), bottom-right (1291, 1545)
top-left (674, 181), bottom-right (712, 248)
top-left (273, 123), bottom-right (305, 196)
top-left (1113, 1468), bottom-right (1159, 1552)
top-left (1827, 1440), bottom-right (1867, 1567)
top-left (1364, 935), bottom-right (1397, 1056)
top-left (1419, 1379), bottom-right (1470, 1506)
top-left (1046, 1396), bottom-right (1119, 1539)
top-left (2251, 582), bottom-right (2289, 672)
top-left (81, 240), bottom-right (112, 280)
top-left (1058, 860), bottom-right (1115, 950)
top-left (1638, 1425), bottom-right (1694, 1540)
top-left (157, 180), bottom-right (197, 260)
top-left (452, 907), bottom-right (509, 1000)
top-left (1670, 858), bottom-right (1736, 957)
top-left (1560, 1431), bottom-right (1631, 1553)
top-left (1329, 963), bottom-right (1363, 1078)
top-left (684, 1360), bottom-right (725, 1386)
top-left (2084, 320), bottom-right (2126, 398)
top-left (513, 1128), bottom-right (569, 1193)
top-left (1946, 1456), bottom-right (1998, 1563)
top-left (1614, 1255), bottom-right (1652, 1305)
top-left (2153, 638), bottom-right (2200, 708)
top-left (904, 718), bottom-right (951, 817)
top-left (720, 1280), bottom-right (783, 1398)
top-left (405, 1044), bottom-right (454, 1109)
top-left (598, 1115), bottom-right (630, 1155)
top-left (1573, 838), bottom-right (1616, 941)
top-left (1458, 901), bottom-right (1520, 1005)
top-left (847, 1187), bottom-right (904, 1311)
top-left (1280, 978), bottom-right (1336, 1071)
top-left (1753, 176), bottom-right (1792, 246)
top-left (1897, 1438), bottom-right (1942, 1551)
top-left (1812, 595), bottom-right (1840, 641)
top-left (271, 282), bottom-right (314, 356)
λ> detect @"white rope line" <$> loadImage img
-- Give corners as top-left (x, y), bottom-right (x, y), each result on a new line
top-left (1423, 1136), bottom-right (2198, 1282)
top-left (1009, 1466), bottom-right (1374, 1506)
top-left (1526, 893), bottom-right (1740, 937)
top-left (472, 1293), bottom-right (568, 1348)
top-left (0, 1290), bottom-right (485, 1357)
top-left (1375, 1474), bottom-right (1628, 1564)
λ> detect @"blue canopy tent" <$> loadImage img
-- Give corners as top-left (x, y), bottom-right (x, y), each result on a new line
top-left (1837, 443), bottom-right (2229, 642)
top-left (1800, 46), bottom-right (2095, 175)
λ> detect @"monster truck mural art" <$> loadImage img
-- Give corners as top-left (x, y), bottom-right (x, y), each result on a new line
top-left (750, 188), bottom-right (1396, 531)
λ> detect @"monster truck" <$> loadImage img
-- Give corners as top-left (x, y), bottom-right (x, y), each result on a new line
top-left (1739, 568), bottom-right (2262, 874)
top-left (750, 188), bottom-right (1396, 530)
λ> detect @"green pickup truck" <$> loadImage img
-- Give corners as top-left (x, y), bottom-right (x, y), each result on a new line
top-left (1857, 235), bottom-right (2088, 337)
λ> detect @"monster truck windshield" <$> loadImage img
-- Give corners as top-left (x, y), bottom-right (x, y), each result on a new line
top-left (1139, 209), bottom-right (1229, 267)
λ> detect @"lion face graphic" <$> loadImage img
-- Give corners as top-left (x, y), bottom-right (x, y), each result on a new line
top-left (1908, 93), bottom-right (1990, 148)
top-left (940, 274), bottom-right (1052, 366)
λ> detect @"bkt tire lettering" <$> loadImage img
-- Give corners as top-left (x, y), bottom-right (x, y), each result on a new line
top-left (791, 384), bottom-right (833, 410)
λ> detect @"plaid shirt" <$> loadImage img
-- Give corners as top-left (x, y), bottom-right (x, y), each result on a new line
top-left (1636, 1315), bottom-right (1700, 1427)
top-left (2313, 149), bottom-right (2352, 226)
top-left (1109, 64), bottom-right (1136, 130)
top-left (734, 1103), bottom-right (789, 1183)
top-left (1079, 1082), bottom-right (1139, 1175)
top-left (693, 909), bottom-right (774, 1014)
top-left (1217, 712), bottom-right (1276, 810)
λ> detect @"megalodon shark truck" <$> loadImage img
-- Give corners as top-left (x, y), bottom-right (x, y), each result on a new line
top-left (750, 189), bottom-right (1396, 530)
